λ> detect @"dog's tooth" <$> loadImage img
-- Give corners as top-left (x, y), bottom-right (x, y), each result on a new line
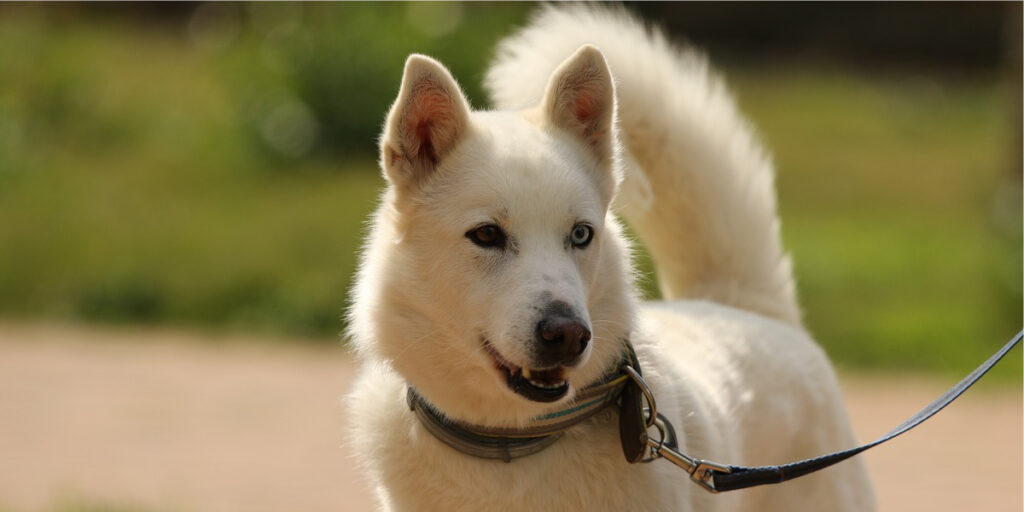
top-left (522, 368), bottom-right (532, 380)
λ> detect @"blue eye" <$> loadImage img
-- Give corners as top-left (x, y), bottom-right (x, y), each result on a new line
top-left (467, 224), bottom-right (507, 249)
top-left (570, 223), bottom-right (594, 248)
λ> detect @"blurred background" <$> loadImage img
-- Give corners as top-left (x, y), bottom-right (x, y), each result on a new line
top-left (0, 3), bottom-right (1020, 512)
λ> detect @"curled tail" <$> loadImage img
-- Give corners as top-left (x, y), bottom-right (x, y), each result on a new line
top-left (487, 5), bottom-right (801, 325)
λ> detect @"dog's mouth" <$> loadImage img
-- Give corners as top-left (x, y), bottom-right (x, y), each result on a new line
top-left (482, 340), bottom-right (569, 403)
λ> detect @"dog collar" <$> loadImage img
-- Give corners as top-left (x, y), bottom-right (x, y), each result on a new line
top-left (407, 342), bottom-right (640, 462)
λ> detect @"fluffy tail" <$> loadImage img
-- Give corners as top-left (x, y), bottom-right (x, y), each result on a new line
top-left (487, 5), bottom-right (801, 325)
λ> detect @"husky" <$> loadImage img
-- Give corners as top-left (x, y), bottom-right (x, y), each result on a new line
top-left (346, 5), bottom-right (874, 511)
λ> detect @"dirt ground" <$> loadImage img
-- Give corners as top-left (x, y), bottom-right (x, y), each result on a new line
top-left (0, 322), bottom-right (1020, 511)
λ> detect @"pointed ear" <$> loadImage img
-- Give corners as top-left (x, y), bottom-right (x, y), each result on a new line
top-left (541, 45), bottom-right (616, 163)
top-left (380, 54), bottom-right (471, 187)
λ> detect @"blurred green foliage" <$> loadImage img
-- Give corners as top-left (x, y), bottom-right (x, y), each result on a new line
top-left (210, 2), bottom-right (531, 157)
top-left (0, 4), bottom-right (1019, 378)
top-left (730, 66), bottom-right (1021, 379)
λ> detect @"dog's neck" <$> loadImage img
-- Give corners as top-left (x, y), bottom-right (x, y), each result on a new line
top-left (405, 342), bottom-right (638, 461)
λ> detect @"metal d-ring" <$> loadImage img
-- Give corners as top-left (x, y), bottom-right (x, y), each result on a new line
top-left (622, 365), bottom-right (657, 429)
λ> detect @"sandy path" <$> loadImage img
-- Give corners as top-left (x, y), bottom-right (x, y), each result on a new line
top-left (0, 323), bottom-right (1020, 511)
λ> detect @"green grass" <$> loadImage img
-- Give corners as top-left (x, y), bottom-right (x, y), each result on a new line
top-left (0, 6), bottom-right (1019, 379)
top-left (0, 12), bottom-right (385, 337)
top-left (729, 66), bottom-right (1022, 379)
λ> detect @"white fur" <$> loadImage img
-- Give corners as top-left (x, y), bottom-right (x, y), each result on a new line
top-left (347, 5), bottom-right (874, 511)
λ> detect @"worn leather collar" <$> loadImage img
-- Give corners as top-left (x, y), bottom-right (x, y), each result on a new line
top-left (407, 342), bottom-right (639, 462)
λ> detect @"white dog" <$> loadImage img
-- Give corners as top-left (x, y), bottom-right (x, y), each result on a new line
top-left (346, 5), bottom-right (874, 511)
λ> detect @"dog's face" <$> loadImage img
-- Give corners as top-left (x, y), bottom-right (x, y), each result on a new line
top-left (350, 46), bottom-right (634, 424)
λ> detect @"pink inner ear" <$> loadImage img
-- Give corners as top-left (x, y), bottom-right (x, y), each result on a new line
top-left (569, 85), bottom-right (607, 143)
top-left (573, 91), bottom-right (599, 124)
top-left (412, 118), bottom-right (436, 163)
top-left (405, 84), bottom-right (456, 165)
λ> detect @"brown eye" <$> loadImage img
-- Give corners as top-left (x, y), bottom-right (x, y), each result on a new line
top-left (467, 224), bottom-right (507, 249)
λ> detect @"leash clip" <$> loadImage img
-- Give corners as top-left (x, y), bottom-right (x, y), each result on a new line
top-left (690, 459), bottom-right (731, 493)
top-left (643, 414), bottom-right (731, 493)
top-left (625, 359), bottom-right (732, 493)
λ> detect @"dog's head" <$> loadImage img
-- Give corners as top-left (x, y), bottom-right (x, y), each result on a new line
top-left (350, 46), bottom-right (635, 424)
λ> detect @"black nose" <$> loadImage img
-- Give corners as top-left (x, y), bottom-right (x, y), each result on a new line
top-left (534, 303), bottom-right (591, 367)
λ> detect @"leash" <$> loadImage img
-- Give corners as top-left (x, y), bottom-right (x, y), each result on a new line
top-left (408, 329), bottom-right (1021, 493)
top-left (624, 329), bottom-right (1023, 493)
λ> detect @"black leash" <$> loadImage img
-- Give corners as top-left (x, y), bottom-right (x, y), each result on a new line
top-left (407, 329), bottom-right (1021, 494)
top-left (625, 329), bottom-right (1023, 493)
